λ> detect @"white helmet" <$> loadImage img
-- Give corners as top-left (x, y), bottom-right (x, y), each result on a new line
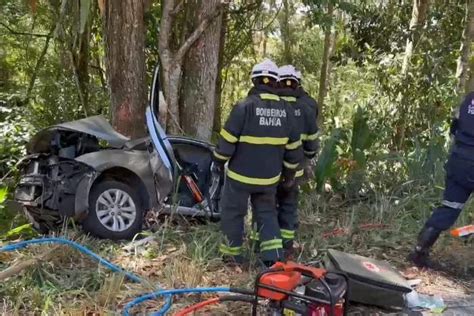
top-left (295, 70), bottom-right (302, 81)
top-left (251, 59), bottom-right (279, 81)
top-left (278, 65), bottom-right (299, 84)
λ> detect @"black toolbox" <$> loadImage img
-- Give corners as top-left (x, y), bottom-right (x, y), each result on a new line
top-left (324, 249), bottom-right (412, 308)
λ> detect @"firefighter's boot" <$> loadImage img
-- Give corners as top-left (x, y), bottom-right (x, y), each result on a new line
top-left (408, 226), bottom-right (442, 269)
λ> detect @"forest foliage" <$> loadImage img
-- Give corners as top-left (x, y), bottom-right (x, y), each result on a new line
top-left (1, 0), bottom-right (473, 222)
top-left (1, 1), bottom-right (474, 313)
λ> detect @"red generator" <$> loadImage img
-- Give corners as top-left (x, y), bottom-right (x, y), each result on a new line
top-left (253, 262), bottom-right (348, 316)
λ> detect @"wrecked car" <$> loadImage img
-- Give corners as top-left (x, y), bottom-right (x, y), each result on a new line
top-left (14, 67), bottom-right (222, 240)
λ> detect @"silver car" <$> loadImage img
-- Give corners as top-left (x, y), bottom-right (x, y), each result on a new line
top-left (14, 67), bottom-right (222, 240)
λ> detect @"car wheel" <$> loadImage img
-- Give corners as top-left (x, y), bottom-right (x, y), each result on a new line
top-left (82, 180), bottom-right (143, 240)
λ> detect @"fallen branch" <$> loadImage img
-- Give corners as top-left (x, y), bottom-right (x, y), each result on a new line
top-left (0, 246), bottom-right (58, 281)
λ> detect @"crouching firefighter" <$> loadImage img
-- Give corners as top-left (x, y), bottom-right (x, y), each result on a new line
top-left (408, 92), bottom-right (474, 268)
top-left (212, 59), bottom-right (302, 268)
top-left (275, 65), bottom-right (319, 259)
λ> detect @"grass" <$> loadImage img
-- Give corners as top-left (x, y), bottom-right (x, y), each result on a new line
top-left (0, 178), bottom-right (473, 315)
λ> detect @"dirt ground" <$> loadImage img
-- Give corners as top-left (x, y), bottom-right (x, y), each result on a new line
top-left (401, 240), bottom-right (473, 316)
top-left (116, 239), bottom-right (473, 315)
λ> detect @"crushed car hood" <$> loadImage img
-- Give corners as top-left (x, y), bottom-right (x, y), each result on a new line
top-left (28, 116), bottom-right (130, 153)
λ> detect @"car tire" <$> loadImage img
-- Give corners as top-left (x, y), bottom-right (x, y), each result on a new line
top-left (82, 180), bottom-right (143, 240)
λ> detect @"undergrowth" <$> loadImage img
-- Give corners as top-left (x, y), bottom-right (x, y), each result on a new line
top-left (1, 176), bottom-right (472, 315)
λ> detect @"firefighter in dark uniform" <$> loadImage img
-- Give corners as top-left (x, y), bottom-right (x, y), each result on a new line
top-left (212, 59), bottom-right (302, 267)
top-left (408, 92), bottom-right (474, 268)
top-left (294, 70), bottom-right (320, 166)
top-left (275, 66), bottom-right (319, 258)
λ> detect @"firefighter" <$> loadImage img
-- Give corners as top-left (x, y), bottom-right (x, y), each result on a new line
top-left (212, 59), bottom-right (302, 267)
top-left (275, 65), bottom-right (319, 259)
top-left (408, 92), bottom-right (474, 268)
top-left (294, 70), bottom-right (320, 170)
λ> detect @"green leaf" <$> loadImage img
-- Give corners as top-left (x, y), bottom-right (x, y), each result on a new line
top-left (351, 106), bottom-right (373, 168)
top-left (0, 187), bottom-right (7, 204)
top-left (315, 129), bottom-right (343, 191)
top-left (3, 224), bottom-right (37, 239)
top-left (79, 0), bottom-right (91, 34)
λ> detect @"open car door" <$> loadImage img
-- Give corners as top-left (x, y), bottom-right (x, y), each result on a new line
top-left (145, 66), bottom-right (175, 202)
top-left (145, 65), bottom-right (222, 218)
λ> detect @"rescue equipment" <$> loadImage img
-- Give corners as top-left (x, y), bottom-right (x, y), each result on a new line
top-left (324, 249), bottom-right (412, 308)
top-left (450, 224), bottom-right (474, 237)
top-left (253, 261), bottom-right (348, 316)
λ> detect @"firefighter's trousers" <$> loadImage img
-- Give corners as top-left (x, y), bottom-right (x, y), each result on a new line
top-left (276, 182), bottom-right (299, 249)
top-left (219, 178), bottom-right (283, 262)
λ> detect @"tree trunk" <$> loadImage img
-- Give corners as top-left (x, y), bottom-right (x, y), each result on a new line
top-left (457, 0), bottom-right (474, 95)
top-left (26, 26), bottom-right (54, 102)
top-left (213, 7), bottom-right (228, 137)
top-left (163, 64), bottom-right (184, 133)
top-left (318, 2), bottom-right (334, 119)
top-left (70, 3), bottom-right (93, 117)
top-left (401, 0), bottom-right (429, 75)
top-left (280, 0), bottom-right (293, 64)
top-left (104, 0), bottom-right (147, 138)
top-left (180, 0), bottom-right (224, 141)
top-left (159, 0), bottom-right (223, 135)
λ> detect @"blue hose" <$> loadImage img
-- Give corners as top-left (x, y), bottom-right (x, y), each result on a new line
top-left (122, 287), bottom-right (231, 316)
top-left (0, 238), bottom-right (227, 316)
top-left (0, 237), bottom-right (143, 283)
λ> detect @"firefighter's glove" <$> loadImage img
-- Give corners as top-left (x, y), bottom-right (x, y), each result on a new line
top-left (210, 161), bottom-right (224, 178)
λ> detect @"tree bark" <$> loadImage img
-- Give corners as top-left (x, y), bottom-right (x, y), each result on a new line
top-left (280, 0), bottom-right (293, 64)
top-left (70, 1), bottom-right (93, 117)
top-left (213, 6), bottom-right (228, 137)
top-left (401, 0), bottom-right (429, 75)
top-left (104, 0), bottom-right (147, 138)
top-left (159, 0), bottom-right (223, 135)
top-left (180, 0), bottom-right (225, 141)
top-left (457, 0), bottom-right (474, 95)
top-left (318, 2), bottom-right (334, 119)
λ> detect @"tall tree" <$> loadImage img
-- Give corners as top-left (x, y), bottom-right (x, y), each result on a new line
top-left (318, 2), bottom-right (334, 119)
top-left (180, 0), bottom-right (226, 141)
top-left (279, 0), bottom-right (294, 64)
top-left (159, 0), bottom-right (223, 135)
top-left (457, 0), bottom-right (474, 94)
top-left (401, 0), bottom-right (429, 75)
top-left (103, 0), bottom-right (147, 138)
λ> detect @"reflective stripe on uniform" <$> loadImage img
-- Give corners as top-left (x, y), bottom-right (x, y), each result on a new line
top-left (250, 230), bottom-right (260, 241)
top-left (442, 200), bottom-right (465, 209)
top-left (282, 96), bottom-right (297, 102)
top-left (219, 244), bottom-right (242, 256)
top-left (220, 129), bottom-right (238, 143)
top-left (280, 229), bottom-right (295, 240)
top-left (260, 93), bottom-right (280, 101)
top-left (227, 169), bottom-right (281, 185)
top-left (260, 239), bottom-right (283, 252)
top-left (213, 151), bottom-right (230, 161)
top-left (239, 135), bottom-right (289, 145)
top-left (306, 133), bottom-right (318, 141)
top-left (295, 169), bottom-right (304, 178)
top-left (304, 150), bottom-right (316, 156)
top-left (286, 139), bottom-right (302, 150)
top-left (283, 160), bottom-right (299, 169)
